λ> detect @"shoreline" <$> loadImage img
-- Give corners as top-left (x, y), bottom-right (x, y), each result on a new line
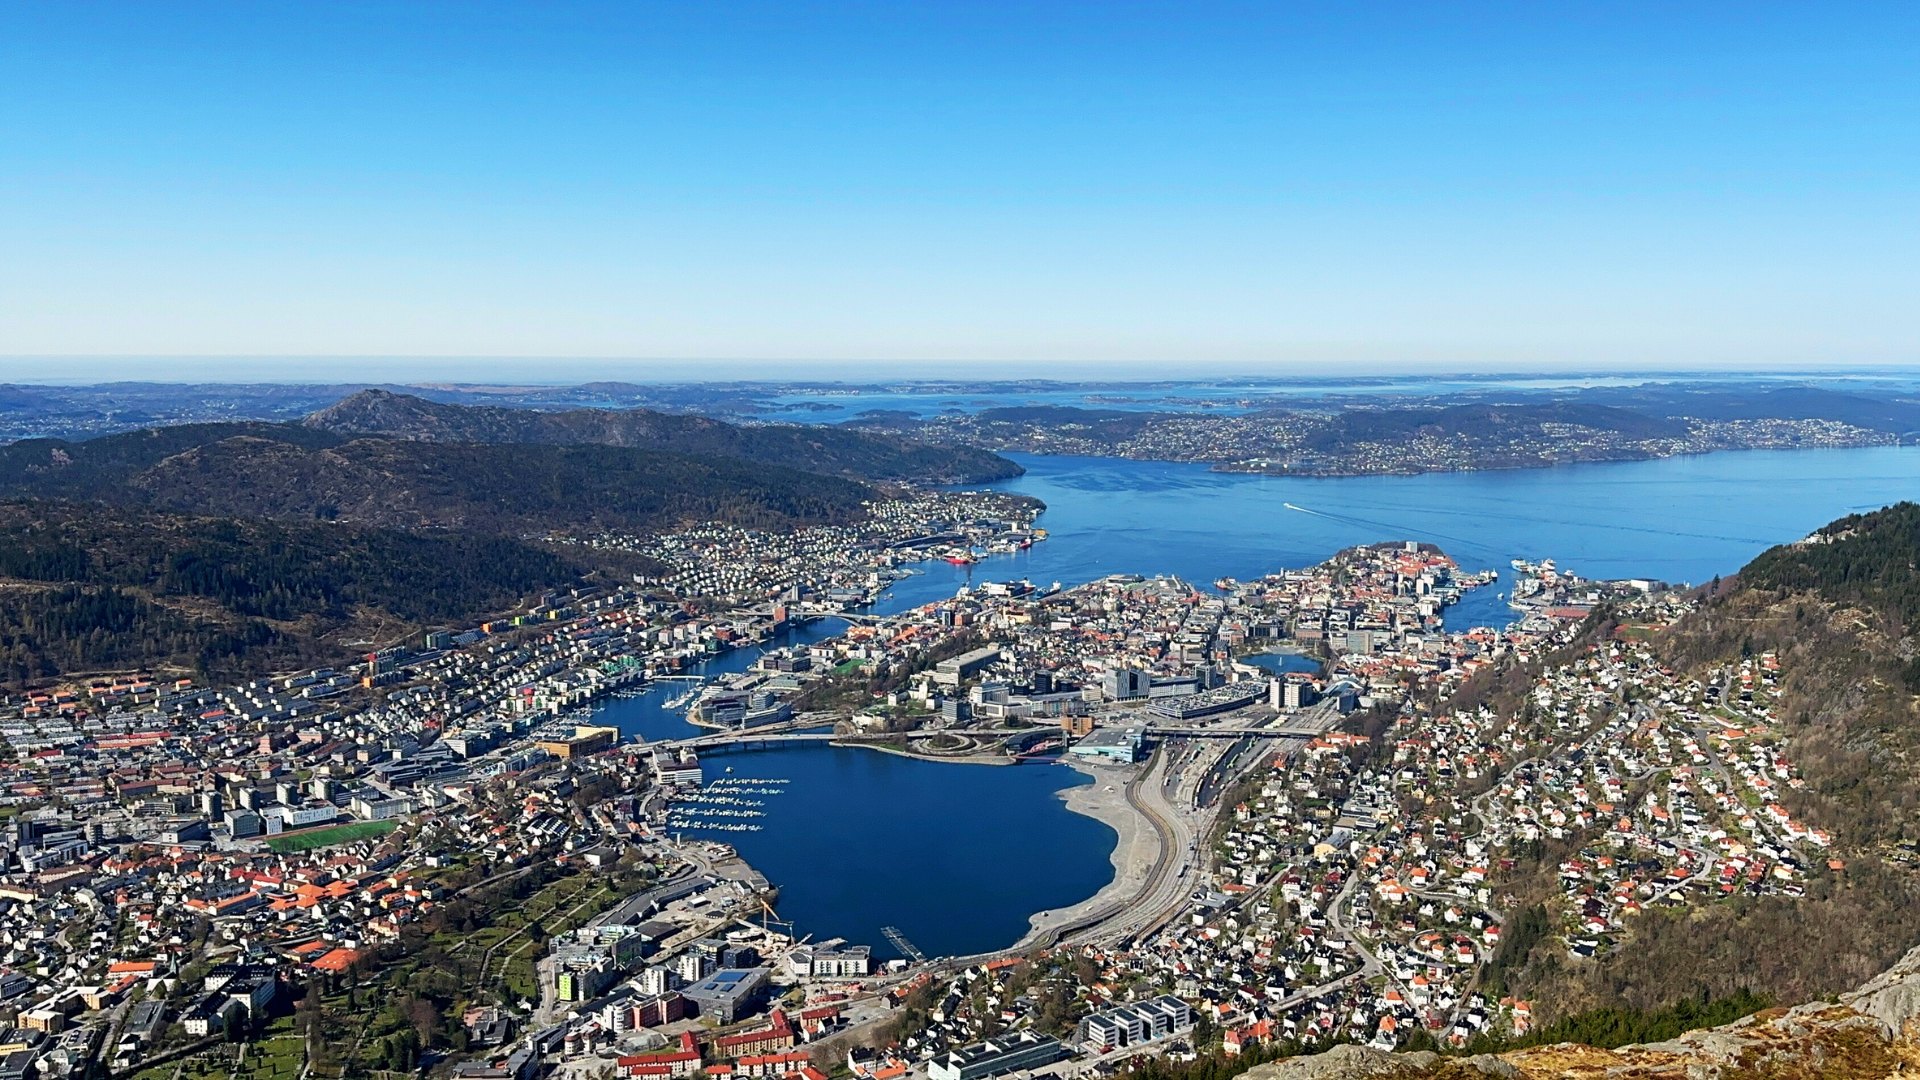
top-left (1010, 756), bottom-right (1162, 953)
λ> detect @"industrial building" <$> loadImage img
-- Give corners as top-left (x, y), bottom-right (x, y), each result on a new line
top-left (1068, 728), bottom-right (1146, 764)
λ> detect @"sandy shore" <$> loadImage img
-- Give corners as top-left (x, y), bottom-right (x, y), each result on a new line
top-left (1013, 757), bottom-right (1163, 951)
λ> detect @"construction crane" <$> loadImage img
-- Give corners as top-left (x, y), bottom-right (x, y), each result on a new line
top-left (758, 895), bottom-right (795, 942)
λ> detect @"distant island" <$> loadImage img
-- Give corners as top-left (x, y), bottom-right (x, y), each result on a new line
top-left (846, 391), bottom-right (1918, 476)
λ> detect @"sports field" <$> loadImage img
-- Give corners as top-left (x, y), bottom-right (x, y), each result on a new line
top-left (264, 819), bottom-right (398, 853)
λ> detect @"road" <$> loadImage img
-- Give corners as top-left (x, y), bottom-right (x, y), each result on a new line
top-left (1077, 749), bottom-right (1196, 949)
top-left (1062, 704), bottom-right (1344, 952)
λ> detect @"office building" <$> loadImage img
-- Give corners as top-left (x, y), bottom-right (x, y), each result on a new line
top-left (932, 647), bottom-right (1002, 687)
top-left (928, 1033), bottom-right (1066, 1080)
top-left (1100, 668), bottom-right (1150, 701)
top-left (1077, 996), bottom-right (1193, 1051)
top-left (682, 968), bottom-right (770, 1023)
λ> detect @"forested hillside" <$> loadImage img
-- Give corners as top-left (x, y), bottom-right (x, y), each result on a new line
top-left (1740, 501), bottom-right (1920, 690)
top-left (0, 402), bottom-right (993, 681)
top-left (130, 436), bottom-right (877, 532)
top-left (304, 388), bottom-right (1023, 482)
top-left (0, 502), bottom-right (604, 685)
top-left (1482, 502), bottom-right (1920, 1016)
top-left (0, 426), bottom-right (878, 534)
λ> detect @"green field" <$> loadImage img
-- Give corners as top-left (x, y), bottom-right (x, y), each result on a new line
top-left (266, 820), bottom-right (398, 853)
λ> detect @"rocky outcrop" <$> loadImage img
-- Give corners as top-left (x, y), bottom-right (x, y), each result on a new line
top-left (1240, 945), bottom-right (1920, 1079)
top-left (1840, 943), bottom-right (1920, 1042)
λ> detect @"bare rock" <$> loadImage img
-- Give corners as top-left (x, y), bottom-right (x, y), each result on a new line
top-left (1238, 1044), bottom-right (1438, 1079)
top-left (1838, 943), bottom-right (1920, 1039)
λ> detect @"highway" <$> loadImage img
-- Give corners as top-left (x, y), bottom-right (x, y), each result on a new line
top-left (1074, 747), bottom-right (1195, 949)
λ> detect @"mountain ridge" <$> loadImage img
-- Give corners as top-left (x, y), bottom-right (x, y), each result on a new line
top-left (0, 500), bottom-right (608, 684)
top-left (304, 388), bottom-right (1023, 482)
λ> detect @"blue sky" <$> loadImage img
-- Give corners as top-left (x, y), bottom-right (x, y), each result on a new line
top-left (1, 2), bottom-right (1916, 380)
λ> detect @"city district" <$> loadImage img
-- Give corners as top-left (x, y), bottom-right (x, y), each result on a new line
top-left (0, 492), bottom-right (1840, 1080)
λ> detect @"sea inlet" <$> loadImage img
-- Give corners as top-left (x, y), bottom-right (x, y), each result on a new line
top-left (597, 444), bottom-right (1920, 959)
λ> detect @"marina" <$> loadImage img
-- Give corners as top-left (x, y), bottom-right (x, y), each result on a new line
top-left (663, 776), bottom-right (789, 835)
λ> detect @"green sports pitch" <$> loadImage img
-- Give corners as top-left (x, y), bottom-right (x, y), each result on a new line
top-left (264, 819), bottom-right (398, 853)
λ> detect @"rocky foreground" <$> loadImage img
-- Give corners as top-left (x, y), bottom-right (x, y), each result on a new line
top-left (1242, 943), bottom-right (1920, 1078)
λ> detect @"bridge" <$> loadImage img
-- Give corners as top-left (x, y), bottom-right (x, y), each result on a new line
top-left (668, 717), bottom-right (910, 753)
top-left (652, 700), bottom-right (1335, 760)
top-left (688, 732), bottom-right (843, 753)
top-left (814, 611), bottom-right (895, 625)
top-left (667, 718), bottom-right (1321, 754)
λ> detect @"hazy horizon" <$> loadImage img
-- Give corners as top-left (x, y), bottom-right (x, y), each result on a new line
top-left (5, 355), bottom-right (1919, 388)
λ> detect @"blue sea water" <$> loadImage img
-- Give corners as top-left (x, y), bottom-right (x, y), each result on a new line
top-left (691, 745), bottom-right (1113, 961)
top-left (873, 446), bottom-right (1920, 614)
top-left (601, 619), bottom-right (848, 745)
top-left (600, 445), bottom-right (1920, 959)
top-left (597, 620), bottom-right (1114, 959)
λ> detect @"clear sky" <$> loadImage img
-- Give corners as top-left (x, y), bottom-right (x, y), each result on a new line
top-left (2, 2), bottom-right (1916, 380)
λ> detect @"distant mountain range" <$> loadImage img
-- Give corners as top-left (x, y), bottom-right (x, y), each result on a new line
top-left (0, 390), bottom-right (1025, 532)
top-left (304, 389), bottom-right (1022, 483)
top-left (1294, 401), bottom-right (1692, 449)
